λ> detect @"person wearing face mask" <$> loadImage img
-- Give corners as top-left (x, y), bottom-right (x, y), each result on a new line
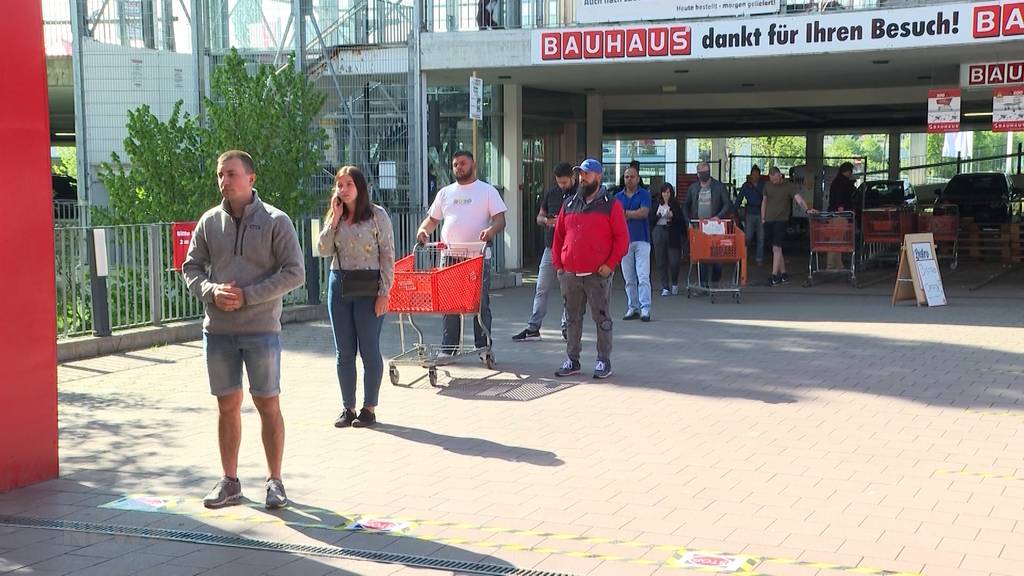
top-left (685, 162), bottom-right (734, 289)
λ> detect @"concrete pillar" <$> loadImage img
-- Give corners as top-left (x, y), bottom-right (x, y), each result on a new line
top-left (888, 130), bottom-right (902, 181)
top-left (586, 93), bottom-right (603, 159)
top-left (502, 84), bottom-right (523, 270)
top-left (710, 138), bottom-right (728, 181)
top-left (907, 132), bottom-right (929, 186)
top-left (806, 130), bottom-right (825, 209)
top-left (0, 0), bottom-right (59, 491)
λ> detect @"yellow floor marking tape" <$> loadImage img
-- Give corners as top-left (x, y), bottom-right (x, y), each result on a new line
top-left (100, 495), bottom-right (923, 575)
top-left (936, 469), bottom-right (1024, 481)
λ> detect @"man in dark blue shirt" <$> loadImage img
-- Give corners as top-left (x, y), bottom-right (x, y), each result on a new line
top-left (737, 165), bottom-right (766, 265)
top-left (615, 166), bottom-right (653, 322)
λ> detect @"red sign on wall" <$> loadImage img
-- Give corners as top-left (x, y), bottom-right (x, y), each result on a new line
top-left (539, 26), bottom-right (691, 62)
top-left (964, 61), bottom-right (1024, 87)
top-left (172, 221), bottom-right (197, 271)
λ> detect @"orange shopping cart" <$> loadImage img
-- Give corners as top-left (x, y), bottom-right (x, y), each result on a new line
top-left (806, 211), bottom-right (856, 287)
top-left (387, 241), bottom-right (493, 387)
top-left (861, 207), bottom-right (915, 266)
top-left (685, 219), bottom-right (747, 303)
top-left (916, 205), bottom-right (959, 270)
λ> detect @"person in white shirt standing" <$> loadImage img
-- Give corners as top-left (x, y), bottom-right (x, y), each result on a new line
top-left (416, 151), bottom-right (507, 355)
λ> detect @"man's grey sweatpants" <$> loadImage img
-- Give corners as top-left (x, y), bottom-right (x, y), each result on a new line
top-left (558, 272), bottom-right (613, 363)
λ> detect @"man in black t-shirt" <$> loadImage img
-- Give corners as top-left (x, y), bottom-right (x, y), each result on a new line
top-left (513, 162), bottom-right (576, 342)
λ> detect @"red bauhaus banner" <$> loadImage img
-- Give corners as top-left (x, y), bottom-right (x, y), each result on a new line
top-left (927, 89), bottom-right (961, 133)
top-left (993, 85), bottom-right (1024, 131)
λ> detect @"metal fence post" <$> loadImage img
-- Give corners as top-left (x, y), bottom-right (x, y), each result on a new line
top-left (305, 217), bottom-right (321, 305)
top-left (956, 152), bottom-right (962, 174)
top-left (87, 228), bottom-right (112, 337)
top-left (148, 224), bottom-right (163, 326)
top-left (1017, 143), bottom-right (1022, 175)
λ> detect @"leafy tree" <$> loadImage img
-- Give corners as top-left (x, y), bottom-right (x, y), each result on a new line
top-left (52, 146), bottom-right (78, 180)
top-left (97, 49), bottom-right (327, 224)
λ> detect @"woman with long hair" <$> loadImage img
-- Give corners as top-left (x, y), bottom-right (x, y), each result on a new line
top-left (317, 166), bottom-right (395, 428)
top-left (649, 183), bottom-right (684, 296)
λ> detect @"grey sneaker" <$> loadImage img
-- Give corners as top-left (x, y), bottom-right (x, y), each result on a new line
top-left (593, 359), bottom-right (612, 379)
top-left (265, 478), bottom-right (288, 510)
top-left (203, 476), bottom-right (241, 509)
top-left (555, 358), bottom-right (581, 377)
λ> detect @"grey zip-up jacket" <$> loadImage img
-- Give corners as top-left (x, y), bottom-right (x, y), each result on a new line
top-left (183, 192), bottom-right (305, 334)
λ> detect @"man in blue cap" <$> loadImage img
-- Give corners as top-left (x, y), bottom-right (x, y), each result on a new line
top-left (551, 158), bottom-right (629, 379)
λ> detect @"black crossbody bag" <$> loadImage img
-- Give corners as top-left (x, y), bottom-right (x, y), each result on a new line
top-left (334, 213), bottom-right (382, 299)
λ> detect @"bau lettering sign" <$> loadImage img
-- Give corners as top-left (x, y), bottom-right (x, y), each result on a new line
top-left (962, 60), bottom-right (1024, 87)
top-left (534, 1), bottom-right (1024, 64)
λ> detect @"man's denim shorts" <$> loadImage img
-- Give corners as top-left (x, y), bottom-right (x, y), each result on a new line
top-left (203, 333), bottom-right (282, 397)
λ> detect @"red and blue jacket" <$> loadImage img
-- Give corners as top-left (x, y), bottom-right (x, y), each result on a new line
top-left (552, 187), bottom-right (629, 275)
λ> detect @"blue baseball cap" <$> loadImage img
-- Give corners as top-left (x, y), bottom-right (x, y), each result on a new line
top-left (573, 158), bottom-right (603, 174)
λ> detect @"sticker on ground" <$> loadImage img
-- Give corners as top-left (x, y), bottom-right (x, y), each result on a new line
top-left (671, 551), bottom-right (757, 573)
top-left (100, 495), bottom-right (184, 512)
top-left (345, 517), bottom-right (413, 534)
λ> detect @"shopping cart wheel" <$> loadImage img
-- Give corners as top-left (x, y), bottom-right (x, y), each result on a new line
top-left (733, 293), bottom-right (741, 304)
top-left (428, 367), bottom-right (438, 388)
top-left (950, 261), bottom-right (958, 270)
top-left (710, 294), bottom-right (716, 304)
top-left (686, 289), bottom-right (692, 299)
top-left (389, 365), bottom-right (400, 386)
top-left (483, 352), bottom-right (496, 370)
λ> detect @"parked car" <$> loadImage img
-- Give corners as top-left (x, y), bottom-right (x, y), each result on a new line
top-left (936, 172), bottom-right (1020, 224)
top-left (854, 179), bottom-right (917, 211)
top-left (52, 174), bottom-right (78, 222)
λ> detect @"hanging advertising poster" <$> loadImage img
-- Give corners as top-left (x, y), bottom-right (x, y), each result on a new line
top-left (992, 86), bottom-right (1024, 132)
top-left (927, 89), bottom-right (961, 133)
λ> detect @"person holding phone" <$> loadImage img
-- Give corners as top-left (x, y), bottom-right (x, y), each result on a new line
top-left (317, 165), bottom-right (395, 428)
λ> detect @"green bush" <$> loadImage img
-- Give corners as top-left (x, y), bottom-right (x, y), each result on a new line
top-left (97, 49), bottom-right (328, 224)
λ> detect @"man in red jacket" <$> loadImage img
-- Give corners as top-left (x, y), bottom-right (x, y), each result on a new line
top-left (552, 158), bottom-right (629, 379)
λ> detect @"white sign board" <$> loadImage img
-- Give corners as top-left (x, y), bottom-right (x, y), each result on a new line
top-left (378, 160), bottom-right (397, 190)
top-left (534, 2), bottom-right (1024, 64)
top-left (993, 85), bottom-right (1024, 132)
top-left (469, 76), bottom-right (483, 121)
top-left (575, 0), bottom-right (779, 25)
top-left (911, 242), bottom-right (947, 306)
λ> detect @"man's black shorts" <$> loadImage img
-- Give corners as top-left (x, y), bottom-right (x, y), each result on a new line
top-left (765, 220), bottom-right (787, 248)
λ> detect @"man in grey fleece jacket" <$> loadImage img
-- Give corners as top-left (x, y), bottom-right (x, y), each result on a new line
top-left (183, 150), bottom-right (305, 510)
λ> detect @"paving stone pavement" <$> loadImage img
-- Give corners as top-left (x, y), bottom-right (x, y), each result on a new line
top-left (3, 278), bottom-right (1024, 576)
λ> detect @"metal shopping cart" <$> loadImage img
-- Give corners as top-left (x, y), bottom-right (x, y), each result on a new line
top-left (685, 219), bottom-right (747, 303)
top-left (917, 205), bottom-right (959, 270)
top-left (806, 211), bottom-right (856, 287)
top-left (386, 242), bottom-right (494, 388)
top-left (861, 207), bottom-right (915, 266)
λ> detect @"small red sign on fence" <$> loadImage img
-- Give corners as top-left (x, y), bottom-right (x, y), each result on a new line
top-left (171, 222), bottom-right (197, 271)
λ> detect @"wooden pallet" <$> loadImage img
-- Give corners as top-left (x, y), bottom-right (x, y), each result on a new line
top-left (957, 222), bottom-right (1024, 263)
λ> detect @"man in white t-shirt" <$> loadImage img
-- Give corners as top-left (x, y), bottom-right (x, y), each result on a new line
top-left (417, 151), bottom-right (507, 353)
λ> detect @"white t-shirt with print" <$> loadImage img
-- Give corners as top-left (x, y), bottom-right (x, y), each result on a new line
top-left (428, 180), bottom-right (508, 246)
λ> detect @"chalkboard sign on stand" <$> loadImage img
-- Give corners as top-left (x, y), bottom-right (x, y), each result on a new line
top-left (892, 232), bottom-right (948, 307)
